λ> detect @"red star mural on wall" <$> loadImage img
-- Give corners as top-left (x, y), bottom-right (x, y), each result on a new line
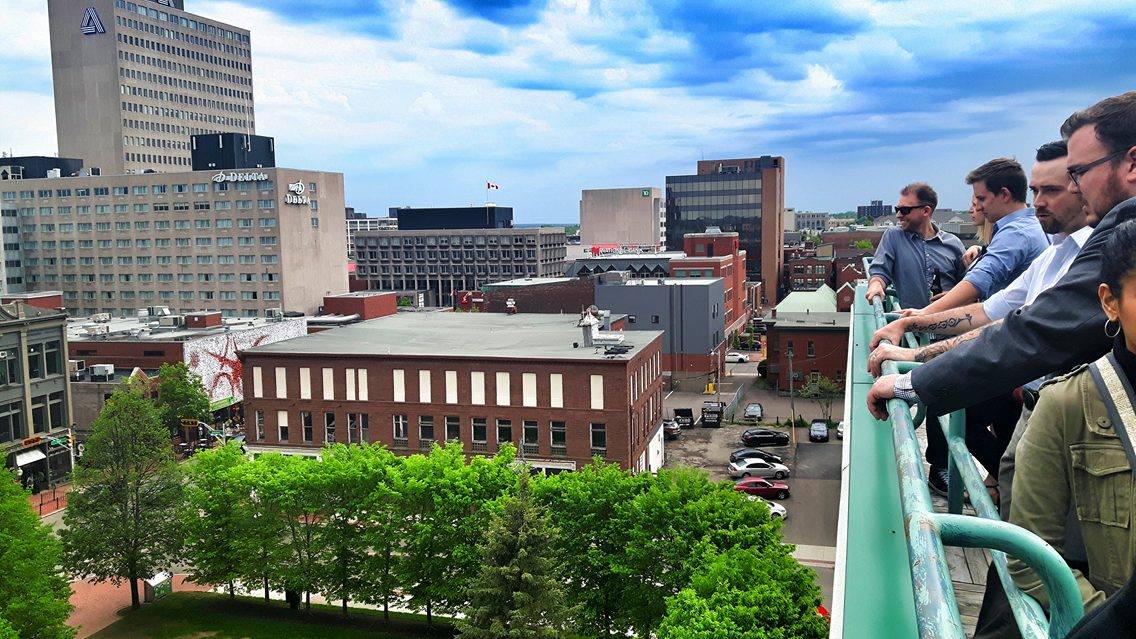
top-left (191, 333), bottom-right (270, 401)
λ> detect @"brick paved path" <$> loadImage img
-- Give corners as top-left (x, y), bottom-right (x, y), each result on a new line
top-left (68, 574), bottom-right (210, 638)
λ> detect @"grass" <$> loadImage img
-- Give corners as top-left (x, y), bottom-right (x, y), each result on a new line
top-left (88, 591), bottom-right (456, 639)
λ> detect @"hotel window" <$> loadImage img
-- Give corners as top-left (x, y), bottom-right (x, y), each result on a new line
top-left (324, 412), bottom-right (336, 443)
top-left (445, 416), bottom-right (460, 441)
top-left (277, 411), bottom-right (289, 441)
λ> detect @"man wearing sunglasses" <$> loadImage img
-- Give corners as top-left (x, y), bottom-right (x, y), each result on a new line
top-left (869, 91), bottom-right (1136, 463)
top-left (865, 182), bottom-right (966, 310)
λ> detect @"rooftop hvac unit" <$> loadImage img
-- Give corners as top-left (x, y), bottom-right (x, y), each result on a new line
top-left (89, 364), bottom-right (115, 381)
top-left (158, 315), bottom-right (184, 327)
top-left (46, 168), bottom-right (62, 179)
top-left (147, 305), bottom-right (171, 317)
top-left (84, 324), bottom-right (110, 335)
top-left (91, 312), bottom-right (111, 323)
top-left (68, 359), bottom-right (87, 381)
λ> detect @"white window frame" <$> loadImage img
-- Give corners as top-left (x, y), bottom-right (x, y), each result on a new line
top-left (275, 367), bottom-right (287, 399)
top-left (471, 371), bottom-right (485, 405)
top-left (549, 373), bottom-right (563, 408)
top-left (590, 374), bottom-right (604, 410)
top-left (346, 368), bottom-right (356, 401)
top-left (322, 368), bottom-right (334, 400)
top-left (393, 369), bottom-right (405, 403)
top-left (496, 372), bottom-right (510, 406)
top-left (419, 370), bottom-right (431, 403)
top-left (252, 366), bottom-right (263, 398)
top-left (299, 367), bottom-right (311, 400)
top-left (522, 373), bottom-right (537, 407)
top-left (445, 370), bottom-right (458, 404)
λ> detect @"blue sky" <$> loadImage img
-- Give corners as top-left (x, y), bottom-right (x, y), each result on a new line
top-left (2, 0), bottom-right (1135, 223)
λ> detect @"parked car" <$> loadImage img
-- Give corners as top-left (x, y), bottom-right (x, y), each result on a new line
top-left (743, 402), bottom-right (764, 421)
top-left (734, 477), bottom-right (790, 500)
top-left (746, 495), bottom-right (788, 519)
top-left (701, 401), bottom-right (725, 428)
top-left (724, 351), bottom-right (749, 363)
top-left (741, 428), bottom-right (790, 448)
top-left (836, 420), bottom-right (845, 440)
top-left (727, 458), bottom-right (790, 479)
top-left (729, 448), bottom-right (784, 465)
top-left (662, 419), bottom-right (681, 440)
top-left (809, 420), bottom-right (830, 442)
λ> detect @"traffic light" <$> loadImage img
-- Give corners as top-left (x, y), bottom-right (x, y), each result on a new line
top-left (67, 433), bottom-right (75, 449)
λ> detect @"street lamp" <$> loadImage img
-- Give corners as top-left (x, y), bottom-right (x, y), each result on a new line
top-left (787, 347), bottom-right (798, 447)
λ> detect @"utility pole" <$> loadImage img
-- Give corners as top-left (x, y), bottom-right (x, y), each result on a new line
top-left (787, 347), bottom-right (797, 446)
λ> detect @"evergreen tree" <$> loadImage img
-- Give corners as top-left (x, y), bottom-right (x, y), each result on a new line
top-left (458, 473), bottom-right (571, 639)
top-left (0, 473), bottom-right (74, 639)
top-left (61, 384), bottom-right (183, 609)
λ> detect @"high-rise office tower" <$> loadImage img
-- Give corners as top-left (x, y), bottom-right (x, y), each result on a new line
top-left (48, 0), bottom-right (254, 175)
top-left (665, 156), bottom-right (785, 305)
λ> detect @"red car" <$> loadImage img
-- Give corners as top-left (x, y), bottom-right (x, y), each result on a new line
top-left (733, 477), bottom-right (790, 500)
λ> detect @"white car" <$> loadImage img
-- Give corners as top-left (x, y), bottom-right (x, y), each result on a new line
top-left (725, 351), bottom-right (749, 363)
top-left (836, 420), bottom-right (845, 440)
top-left (728, 459), bottom-right (790, 479)
top-left (747, 495), bottom-right (788, 520)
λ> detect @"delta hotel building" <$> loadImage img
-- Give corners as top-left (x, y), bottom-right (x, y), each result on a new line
top-left (0, 0), bottom-right (349, 316)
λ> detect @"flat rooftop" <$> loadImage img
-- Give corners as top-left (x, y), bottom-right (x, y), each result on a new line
top-left (247, 313), bottom-right (662, 361)
top-left (574, 251), bottom-right (685, 260)
top-left (612, 277), bottom-right (721, 286)
top-left (763, 312), bottom-right (850, 329)
top-left (484, 277), bottom-right (577, 287)
top-left (68, 315), bottom-right (306, 342)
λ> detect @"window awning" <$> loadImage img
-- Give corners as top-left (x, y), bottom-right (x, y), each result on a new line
top-left (15, 448), bottom-right (47, 467)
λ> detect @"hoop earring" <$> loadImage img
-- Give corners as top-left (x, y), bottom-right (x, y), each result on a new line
top-left (1105, 318), bottom-right (1122, 339)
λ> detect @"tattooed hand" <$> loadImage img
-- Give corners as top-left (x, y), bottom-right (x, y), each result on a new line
top-left (868, 343), bottom-right (917, 377)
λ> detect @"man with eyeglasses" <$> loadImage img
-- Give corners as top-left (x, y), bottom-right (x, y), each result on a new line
top-left (869, 90), bottom-right (1136, 489)
top-left (865, 182), bottom-right (966, 310)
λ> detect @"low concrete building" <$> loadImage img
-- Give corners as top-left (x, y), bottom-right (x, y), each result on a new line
top-left (239, 312), bottom-right (666, 473)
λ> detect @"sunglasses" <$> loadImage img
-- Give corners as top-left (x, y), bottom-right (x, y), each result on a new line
top-left (895, 204), bottom-right (929, 216)
top-left (1067, 150), bottom-right (1127, 188)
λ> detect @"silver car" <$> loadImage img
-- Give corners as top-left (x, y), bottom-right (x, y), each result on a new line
top-left (743, 402), bottom-right (764, 421)
top-left (727, 459), bottom-right (790, 479)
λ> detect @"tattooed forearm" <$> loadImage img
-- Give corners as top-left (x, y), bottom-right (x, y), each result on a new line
top-left (909, 313), bottom-right (974, 334)
top-left (913, 324), bottom-right (989, 363)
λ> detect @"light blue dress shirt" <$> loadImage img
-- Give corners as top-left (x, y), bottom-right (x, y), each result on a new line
top-left (963, 207), bottom-right (1050, 299)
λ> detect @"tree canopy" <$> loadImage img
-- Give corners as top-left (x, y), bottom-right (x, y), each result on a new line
top-left (0, 473), bottom-right (74, 639)
top-left (154, 361), bottom-right (211, 434)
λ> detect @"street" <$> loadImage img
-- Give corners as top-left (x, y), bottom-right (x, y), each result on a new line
top-left (663, 357), bottom-right (845, 609)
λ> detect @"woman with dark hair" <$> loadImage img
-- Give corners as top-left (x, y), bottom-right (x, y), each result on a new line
top-left (1007, 218), bottom-right (1136, 617)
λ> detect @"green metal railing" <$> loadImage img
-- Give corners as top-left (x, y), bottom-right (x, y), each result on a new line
top-left (835, 275), bottom-right (1084, 638)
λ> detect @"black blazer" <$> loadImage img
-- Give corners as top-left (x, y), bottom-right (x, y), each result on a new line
top-left (911, 196), bottom-right (1136, 416)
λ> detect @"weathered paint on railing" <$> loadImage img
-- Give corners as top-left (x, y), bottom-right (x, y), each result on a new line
top-left (835, 273), bottom-right (1084, 639)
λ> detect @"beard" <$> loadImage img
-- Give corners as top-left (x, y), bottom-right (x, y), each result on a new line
top-left (1092, 171), bottom-right (1129, 220)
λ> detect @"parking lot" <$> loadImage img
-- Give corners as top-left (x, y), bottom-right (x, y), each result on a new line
top-left (663, 356), bottom-right (845, 608)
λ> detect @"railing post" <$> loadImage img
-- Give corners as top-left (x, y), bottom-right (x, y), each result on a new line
top-left (946, 412), bottom-right (964, 515)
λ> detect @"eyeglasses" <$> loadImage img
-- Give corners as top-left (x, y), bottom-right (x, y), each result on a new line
top-left (895, 204), bottom-right (929, 216)
top-left (1067, 150), bottom-right (1127, 188)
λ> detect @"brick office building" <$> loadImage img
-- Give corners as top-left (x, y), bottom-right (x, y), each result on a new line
top-left (240, 312), bottom-right (666, 473)
top-left (762, 287), bottom-right (849, 392)
top-left (669, 230), bottom-right (748, 334)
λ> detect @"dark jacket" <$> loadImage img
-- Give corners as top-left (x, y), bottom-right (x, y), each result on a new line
top-left (910, 196), bottom-right (1136, 416)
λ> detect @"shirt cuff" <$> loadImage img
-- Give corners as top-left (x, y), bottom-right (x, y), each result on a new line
top-left (894, 372), bottom-right (921, 404)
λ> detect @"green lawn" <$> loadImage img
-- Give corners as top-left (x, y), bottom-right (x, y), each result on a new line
top-left (88, 591), bottom-right (456, 639)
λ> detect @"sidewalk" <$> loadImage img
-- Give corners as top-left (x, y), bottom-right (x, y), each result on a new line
top-left (29, 483), bottom-right (71, 517)
top-left (69, 574), bottom-right (211, 638)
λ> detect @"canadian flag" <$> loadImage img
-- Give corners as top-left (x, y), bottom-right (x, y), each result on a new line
top-left (486, 181), bottom-right (500, 190)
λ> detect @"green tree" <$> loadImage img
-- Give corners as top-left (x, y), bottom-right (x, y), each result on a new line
top-left (533, 462), bottom-right (648, 637)
top-left (234, 458), bottom-right (291, 602)
top-left (61, 384), bottom-right (183, 609)
top-left (0, 473), bottom-right (74, 639)
top-left (458, 473), bottom-right (571, 639)
top-left (316, 444), bottom-right (400, 617)
top-left (358, 448), bottom-right (407, 620)
top-left (852, 240), bottom-right (874, 250)
top-left (656, 547), bottom-right (827, 639)
top-left (399, 443), bottom-right (516, 625)
top-left (800, 375), bottom-right (842, 424)
top-left (256, 454), bottom-right (322, 610)
top-left (154, 361), bottom-right (210, 434)
top-left (181, 442), bottom-right (249, 598)
top-left (617, 468), bottom-right (782, 635)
